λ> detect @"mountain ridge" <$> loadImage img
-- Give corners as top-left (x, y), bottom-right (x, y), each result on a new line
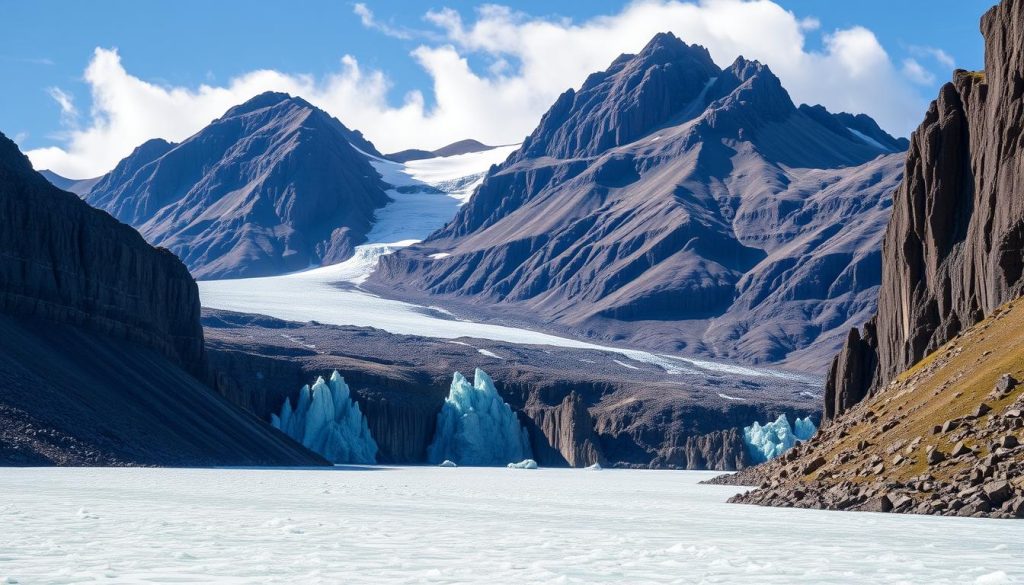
top-left (368, 32), bottom-right (907, 372)
top-left (83, 92), bottom-right (391, 280)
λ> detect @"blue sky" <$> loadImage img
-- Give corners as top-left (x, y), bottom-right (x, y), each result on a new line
top-left (1, 0), bottom-right (995, 177)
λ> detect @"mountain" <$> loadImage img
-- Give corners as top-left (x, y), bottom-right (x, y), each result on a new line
top-left (84, 92), bottom-right (390, 280)
top-left (369, 32), bottom-right (907, 372)
top-left (386, 139), bottom-right (498, 163)
top-left (722, 0), bottom-right (1024, 518)
top-left (0, 131), bottom-right (322, 466)
top-left (38, 169), bottom-right (101, 196)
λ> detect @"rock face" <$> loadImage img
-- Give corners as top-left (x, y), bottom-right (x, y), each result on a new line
top-left (84, 92), bottom-right (390, 279)
top-left (717, 0), bottom-right (1024, 519)
top-left (370, 32), bottom-right (906, 372)
top-left (0, 131), bottom-right (323, 466)
top-left (0, 133), bottom-right (204, 376)
top-left (825, 0), bottom-right (1024, 421)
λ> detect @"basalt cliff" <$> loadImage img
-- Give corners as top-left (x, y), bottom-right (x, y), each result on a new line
top-left (723, 0), bottom-right (1024, 519)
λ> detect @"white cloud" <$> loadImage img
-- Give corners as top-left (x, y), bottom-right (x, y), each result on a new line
top-left (47, 87), bottom-right (78, 126)
top-left (910, 45), bottom-right (956, 70)
top-left (352, 3), bottom-right (414, 40)
top-left (30, 0), bottom-right (934, 178)
top-left (902, 58), bottom-right (936, 85)
top-left (798, 16), bottom-right (821, 31)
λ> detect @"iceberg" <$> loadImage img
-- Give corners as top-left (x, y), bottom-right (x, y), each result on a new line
top-left (507, 459), bottom-right (538, 469)
top-left (438, 460), bottom-right (458, 468)
top-left (743, 414), bottom-right (817, 463)
top-left (271, 371), bottom-right (378, 464)
top-left (427, 368), bottom-right (532, 466)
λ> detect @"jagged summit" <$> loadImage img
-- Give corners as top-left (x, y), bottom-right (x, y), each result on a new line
top-left (514, 32), bottom-right (720, 161)
top-left (219, 90), bottom-right (297, 118)
top-left (85, 93), bottom-right (390, 279)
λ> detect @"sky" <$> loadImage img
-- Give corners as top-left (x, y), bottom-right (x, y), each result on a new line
top-left (0, 0), bottom-right (994, 178)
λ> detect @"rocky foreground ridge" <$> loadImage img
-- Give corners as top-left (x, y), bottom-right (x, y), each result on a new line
top-left (716, 299), bottom-right (1024, 518)
top-left (717, 0), bottom-right (1024, 518)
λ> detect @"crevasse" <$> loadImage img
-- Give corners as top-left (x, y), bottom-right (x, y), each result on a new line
top-left (743, 414), bottom-right (817, 463)
top-left (427, 368), bottom-right (532, 466)
top-left (271, 371), bottom-right (378, 464)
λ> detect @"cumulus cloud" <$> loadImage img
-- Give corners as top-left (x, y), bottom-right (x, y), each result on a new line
top-left (902, 58), bottom-right (936, 85)
top-left (30, 0), bottom-right (940, 178)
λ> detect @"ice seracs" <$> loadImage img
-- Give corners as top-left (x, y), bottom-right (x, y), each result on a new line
top-left (271, 371), bottom-right (378, 464)
top-left (427, 368), bottom-right (533, 466)
top-left (742, 414), bottom-right (817, 463)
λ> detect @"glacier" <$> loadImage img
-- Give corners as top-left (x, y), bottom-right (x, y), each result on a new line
top-left (427, 368), bottom-right (533, 466)
top-left (743, 414), bottom-right (817, 463)
top-left (271, 371), bottom-right (378, 464)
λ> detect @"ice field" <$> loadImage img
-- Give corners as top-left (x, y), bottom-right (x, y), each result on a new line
top-left (1, 467), bottom-right (1021, 584)
top-left (198, 147), bottom-right (815, 385)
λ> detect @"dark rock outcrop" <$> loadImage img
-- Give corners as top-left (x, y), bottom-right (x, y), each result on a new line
top-left (521, 391), bottom-right (603, 467)
top-left (0, 133), bottom-right (204, 376)
top-left (0, 131), bottom-right (323, 466)
top-left (85, 92), bottom-right (390, 279)
top-left (369, 33), bottom-right (906, 372)
top-left (716, 0), bottom-right (1024, 519)
top-left (653, 428), bottom-right (750, 470)
top-left (825, 0), bottom-right (1024, 421)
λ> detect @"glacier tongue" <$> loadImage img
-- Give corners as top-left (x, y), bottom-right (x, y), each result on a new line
top-left (743, 414), bottom-right (817, 464)
top-left (427, 368), bottom-right (533, 466)
top-left (271, 371), bottom-right (378, 464)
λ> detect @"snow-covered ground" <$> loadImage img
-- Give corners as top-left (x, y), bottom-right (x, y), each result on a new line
top-left (1, 467), bottom-right (1020, 584)
top-left (199, 147), bottom-right (815, 385)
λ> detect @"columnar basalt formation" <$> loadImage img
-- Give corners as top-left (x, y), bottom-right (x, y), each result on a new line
top-left (825, 0), bottom-right (1024, 422)
top-left (719, 0), bottom-right (1024, 519)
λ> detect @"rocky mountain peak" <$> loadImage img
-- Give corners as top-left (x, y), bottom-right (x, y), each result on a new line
top-left (84, 93), bottom-right (391, 279)
top-left (702, 56), bottom-right (795, 126)
top-left (220, 91), bottom-right (302, 119)
top-left (0, 131), bottom-right (40, 178)
top-left (514, 31), bottom-right (721, 161)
